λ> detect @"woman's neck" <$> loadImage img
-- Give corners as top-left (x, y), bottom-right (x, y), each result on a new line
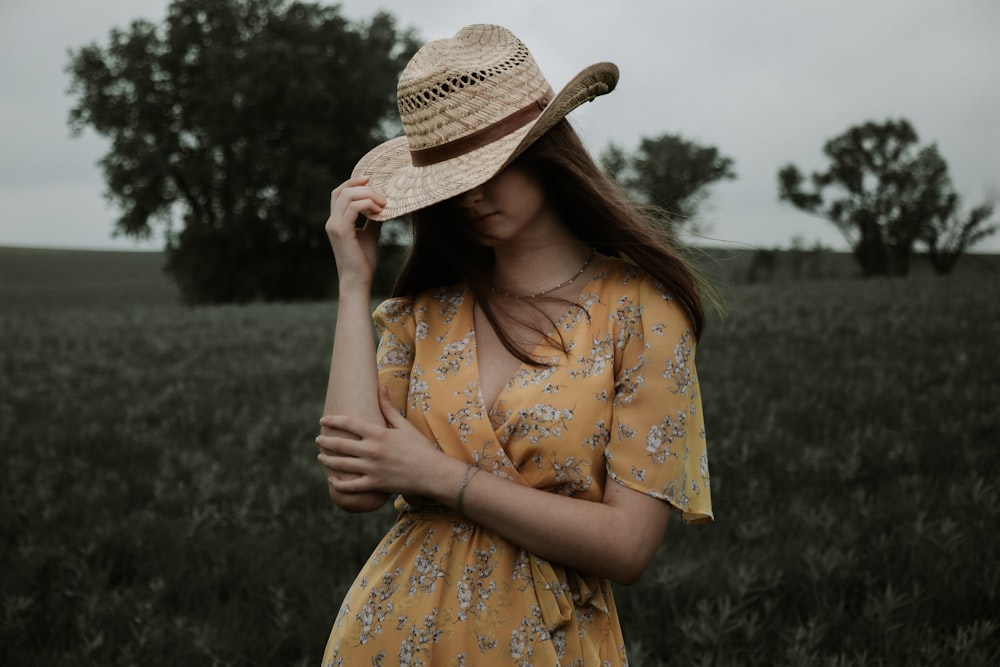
top-left (491, 237), bottom-right (594, 297)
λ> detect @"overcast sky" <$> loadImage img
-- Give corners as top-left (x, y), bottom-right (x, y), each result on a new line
top-left (1, 0), bottom-right (998, 253)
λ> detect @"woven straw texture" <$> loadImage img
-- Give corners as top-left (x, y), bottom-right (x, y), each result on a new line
top-left (352, 24), bottom-right (618, 220)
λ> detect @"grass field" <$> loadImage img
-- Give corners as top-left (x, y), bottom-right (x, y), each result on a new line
top-left (1, 247), bottom-right (998, 665)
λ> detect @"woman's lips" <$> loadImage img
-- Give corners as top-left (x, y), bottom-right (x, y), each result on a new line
top-left (471, 211), bottom-right (499, 226)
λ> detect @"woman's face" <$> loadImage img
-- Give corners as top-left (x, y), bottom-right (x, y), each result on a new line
top-left (452, 163), bottom-right (557, 246)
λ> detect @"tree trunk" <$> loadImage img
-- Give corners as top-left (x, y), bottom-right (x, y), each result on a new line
top-left (854, 217), bottom-right (888, 277)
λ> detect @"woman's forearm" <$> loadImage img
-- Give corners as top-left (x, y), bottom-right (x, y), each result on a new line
top-left (422, 454), bottom-right (670, 585)
top-left (322, 286), bottom-right (390, 512)
top-left (318, 375), bottom-right (671, 577)
top-left (324, 287), bottom-right (381, 421)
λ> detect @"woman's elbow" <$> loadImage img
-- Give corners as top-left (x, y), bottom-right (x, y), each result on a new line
top-left (328, 487), bottom-right (390, 513)
top-left (608, 556), bottom-right (652, 586)
top-left (607, 534), bottom-right (663, 585)
top-left (600, 482), bottom-right (671, 585)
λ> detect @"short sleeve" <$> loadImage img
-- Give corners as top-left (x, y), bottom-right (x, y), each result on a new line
top-left (605, 276), bottom-right (713, 524)
top-left (372, 297), bottom-right (416, 416)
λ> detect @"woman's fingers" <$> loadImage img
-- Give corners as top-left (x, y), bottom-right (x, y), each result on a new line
top-left (319, 413), bottom-right (379, 437)
top-left (329, 176), bottom-right (382, 209)
top-left (325, 197), bottom-right (382, 238)
top-left (315, 433), bottom-right (354, 455)
top-left (315, 434), bottom-right (377, 490)
top-left (324, 179), bottom-right (388, 285)
top-left (315, 430), bottom-right (385, 462)
top-left (317, 448), bottom-right (366, 474)
top-left (326, 473), bottom-right (373, 495)
top-left (318, 454), bottom-right (370, 493)
top-left (377, 386), bottom-right (406, 427)
top-left (328, 177), bottom-right (387, 231)
top-left (316, 392), bottom-right (439, 497)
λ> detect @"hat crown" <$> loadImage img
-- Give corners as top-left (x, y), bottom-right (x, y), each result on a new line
top-left (396, 24), bottom-right (552, 152)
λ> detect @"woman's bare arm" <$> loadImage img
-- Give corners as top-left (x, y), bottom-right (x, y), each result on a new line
top-left (432, 449), bottom-right (671, 585)
top-left (318, 388), bottom-right (671, 583)
top-left (319, 178), bottom-right (391, 513)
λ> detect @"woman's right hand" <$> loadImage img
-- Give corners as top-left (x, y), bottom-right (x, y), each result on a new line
top-left (325, 177), bottom-right (388, 291)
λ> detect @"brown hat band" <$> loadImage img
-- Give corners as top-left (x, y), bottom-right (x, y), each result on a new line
top-left (409, 91), bottom-right (554, 167)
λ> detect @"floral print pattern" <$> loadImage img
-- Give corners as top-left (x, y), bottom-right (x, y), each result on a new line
top-left (323, 257), bottom-right (712, 666)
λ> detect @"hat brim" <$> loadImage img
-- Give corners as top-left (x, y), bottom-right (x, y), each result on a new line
top-left (352, 62), bottom-right (619, 221)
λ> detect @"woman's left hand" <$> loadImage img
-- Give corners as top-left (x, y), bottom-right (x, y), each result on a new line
top-left (316, 387), bottom-right (448, 497)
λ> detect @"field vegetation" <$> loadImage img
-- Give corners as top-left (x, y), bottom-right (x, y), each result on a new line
top-left (1, 247), bottom-right (997, 665)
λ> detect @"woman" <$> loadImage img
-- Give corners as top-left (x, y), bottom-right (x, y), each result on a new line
top-left (316, 24), bottom-right (713, 666)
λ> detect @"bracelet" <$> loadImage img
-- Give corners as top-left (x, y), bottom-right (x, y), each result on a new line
top-left (456, 464), bottom-right (481, 515)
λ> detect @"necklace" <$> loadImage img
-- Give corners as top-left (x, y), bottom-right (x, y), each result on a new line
top-left (491, 248), bottom-right (597, 300)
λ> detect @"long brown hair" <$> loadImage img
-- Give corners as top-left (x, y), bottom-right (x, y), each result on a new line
top-left (392, 120), bottom-right (713, 364)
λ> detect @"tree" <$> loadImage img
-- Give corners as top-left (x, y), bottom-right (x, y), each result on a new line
top-left (778, 118), bottom-right (996, 277)
top-left (601, 134), bottom-right (736, 230)
top-left (67, 0), bottom-right (419, 302)
top-left (921, 199), bottom-right (997, 275)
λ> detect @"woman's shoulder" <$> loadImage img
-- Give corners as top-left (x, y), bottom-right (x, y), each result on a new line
top-left (592, 255), bottom-right (664, 297)
top-left (409, 283), bottom-right (467, 315)
top-left (372, 296), bottom-right (414, 332)
top-left (592, 256), bottom-right (691, 328)
top-left (374, 283), bottom-right (468, 325)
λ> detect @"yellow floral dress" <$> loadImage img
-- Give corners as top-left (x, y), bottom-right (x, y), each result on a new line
top-left (322, 257), bottom-right (712, 666)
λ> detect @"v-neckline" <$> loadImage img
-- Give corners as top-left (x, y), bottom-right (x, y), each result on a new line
top-left (467, 272), bottom-right (599, 414)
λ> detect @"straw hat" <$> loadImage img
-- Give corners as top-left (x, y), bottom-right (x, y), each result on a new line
top-left (351, 24), bottom-right (619, 221)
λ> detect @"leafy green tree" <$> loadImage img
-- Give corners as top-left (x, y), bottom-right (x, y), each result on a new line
top-left (778, 118), bottom-right (996, 277)
top-left (601, 134), bottom-right (736, 229)
top-left (67, 0), bottom-right (418, 302)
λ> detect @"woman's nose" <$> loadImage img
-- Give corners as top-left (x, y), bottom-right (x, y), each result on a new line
top-left (456, 186), bottom-right (484, 207)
